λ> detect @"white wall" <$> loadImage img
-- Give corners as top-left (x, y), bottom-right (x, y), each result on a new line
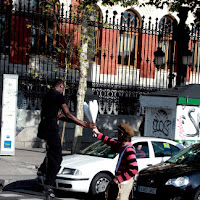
top-left (15, 109), bottom-right (143, 150)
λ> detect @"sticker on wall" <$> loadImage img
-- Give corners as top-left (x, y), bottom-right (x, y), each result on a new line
top-left (4, 141), bottom-right (11, 149)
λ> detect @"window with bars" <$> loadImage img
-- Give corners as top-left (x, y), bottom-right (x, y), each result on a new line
top-left (0, 0), bottom-right (10, 54)
top-left (31, 18), bottom-right (55, 56)
top-left (31, 0), bottom-right (59, 56)
top-left (158, 15), bottom-right (175, 70)
top-left (118, 10), bottom-right (140, 68)
top-left (192, 41), bottom-right (200, 73)
top-left (91, 7), bottom-right (102, 65)
top-left (159, 15), bottom-right (173, 33)
top-left (0, 14), bottom-right (5, 53)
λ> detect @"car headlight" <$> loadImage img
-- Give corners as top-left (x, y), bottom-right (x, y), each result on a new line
top-left (165, 176), bottom-right (189, 187)
top-left (61, 168), bottom-right (82, 175)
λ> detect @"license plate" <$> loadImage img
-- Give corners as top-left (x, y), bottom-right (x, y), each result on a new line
top-left (138, 186), bottom-right (157, 194)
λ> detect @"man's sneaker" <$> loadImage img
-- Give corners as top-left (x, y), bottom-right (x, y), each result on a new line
top-left (44, 185), bottom-right (55, 198)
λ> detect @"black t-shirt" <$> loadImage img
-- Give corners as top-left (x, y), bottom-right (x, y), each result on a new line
top-left (41, 89), bottom-right (67, 119)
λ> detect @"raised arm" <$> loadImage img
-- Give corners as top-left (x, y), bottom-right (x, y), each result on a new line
top-left (93, 127), bottom-right (120, 152)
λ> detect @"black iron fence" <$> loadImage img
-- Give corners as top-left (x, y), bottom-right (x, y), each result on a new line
top-left (0, 1), bottom-right (200, 115)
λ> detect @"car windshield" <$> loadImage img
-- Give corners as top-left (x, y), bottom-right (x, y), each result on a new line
top-left (79, 140), bottom-right (117, 158)
top-left (167, 143), bottom-right (200, 165)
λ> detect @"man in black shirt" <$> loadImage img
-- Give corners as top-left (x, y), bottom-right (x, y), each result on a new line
top-left (37, 79), bottom-right (96, 197)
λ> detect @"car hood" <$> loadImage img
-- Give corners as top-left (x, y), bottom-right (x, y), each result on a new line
top-left (60, 154), bottom-right (116, 171)
top-left (140, 162), bottom-right (199, 178)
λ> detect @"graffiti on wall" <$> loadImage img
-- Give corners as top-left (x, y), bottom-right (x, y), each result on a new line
top-left (152, 109), bottom-right (172, 137)
top-left (176, 106), bottom-right (200, 140)
top-left (176, 115), bottom-right (186, 140)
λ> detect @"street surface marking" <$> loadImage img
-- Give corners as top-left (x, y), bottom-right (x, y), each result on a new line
top-left (0, 194), bottom-right (23, 197)
top-left (19, 199), bottom-right (43, 200)
top-left (59, 199), bottom-right (77, 200)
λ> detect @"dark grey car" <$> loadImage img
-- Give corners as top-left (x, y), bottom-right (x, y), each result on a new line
top-left (134, 143), bottom-right (200, 200)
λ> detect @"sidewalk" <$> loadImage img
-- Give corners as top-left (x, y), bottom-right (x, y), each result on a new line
top-left (0, 148), bottom-right (74, 200)
top-left (0, 148), bottom-right (71, 185)
top-left (0, 148), bottom-right (46, 185)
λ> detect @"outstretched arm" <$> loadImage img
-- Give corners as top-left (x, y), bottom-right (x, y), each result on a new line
top-left (59, 103), bottom-right (96, 128)
top-left (92, 127), bottom-right (120, 152)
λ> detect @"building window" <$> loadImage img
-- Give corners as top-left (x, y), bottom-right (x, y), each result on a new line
top-left (0, 0), bottom-right (10, 54)
top-left (0, 14), bottom-right (5, 53)
top-left (31, 18), bottom-right (54, 56)
top-left (158, 15), bottom-right (174, 70)
top-left (190, 22), bottom-right (200, 74)
top-left (31, 0), bottom-right (59, 56)
top-left (91, 7), bottom-right (102, 65)
top-left (196, 42), bottom-right (200, 72)
top-left (159, 15), bottom-right (173, 33)
top-left (118, 10), bottom-right (140, 67)
top-left (192, 39), bottom-right (200, 73)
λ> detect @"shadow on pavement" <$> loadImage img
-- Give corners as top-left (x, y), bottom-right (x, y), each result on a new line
top-left (2, 179), bottom-right (105, 200)
top-left (3, 179), bottom-right (44, 193)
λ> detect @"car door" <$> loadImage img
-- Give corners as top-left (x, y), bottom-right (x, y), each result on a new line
top-left (150, 141), bottom-right (181, 165)
top-left (133, 141), bottom-right (153, 171)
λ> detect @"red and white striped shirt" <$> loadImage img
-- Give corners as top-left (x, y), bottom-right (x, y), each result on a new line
top-left (97, 133), bottom-right (138, 183)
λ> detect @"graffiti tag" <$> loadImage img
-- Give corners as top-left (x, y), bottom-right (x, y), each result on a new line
top-left (153, 109), bottom-right (171, 136)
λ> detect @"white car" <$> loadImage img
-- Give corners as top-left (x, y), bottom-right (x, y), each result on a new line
top-left (55, 137), bottom-right (184, 196)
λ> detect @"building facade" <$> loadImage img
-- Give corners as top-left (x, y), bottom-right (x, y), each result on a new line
top-left (0, 0), bottom-right (199, 148)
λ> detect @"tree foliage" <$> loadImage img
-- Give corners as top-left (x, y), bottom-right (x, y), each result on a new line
top-left (146, 0), bottom-right (199, 12)
top-left (146, 0), bottom-right (200, 25)
top-left (31, 0), bottom-right (141, 153)
top-left (82, 0), bottom-right (139, 7)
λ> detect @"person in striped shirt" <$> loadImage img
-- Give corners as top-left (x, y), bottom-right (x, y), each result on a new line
top-left (92, 123), bottom-right (138, 200)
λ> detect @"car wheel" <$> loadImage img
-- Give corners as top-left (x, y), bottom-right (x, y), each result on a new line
top-left (90, 173), bottom-right (112, 195)
top-left (194, 188), bottom-right (200, 200)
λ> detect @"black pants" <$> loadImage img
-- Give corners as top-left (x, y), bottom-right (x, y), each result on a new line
top-left (38, 120), bottom-right (62, 186)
